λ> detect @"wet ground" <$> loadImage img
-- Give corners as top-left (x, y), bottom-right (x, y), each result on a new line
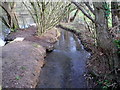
top-left (37, 29), bottom-right (90, 88)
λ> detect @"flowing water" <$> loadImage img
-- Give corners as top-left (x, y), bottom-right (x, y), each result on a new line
top-left (37, 29), bottom-right (90, 88)
top-left (1, 3), bottom-right (91, 87)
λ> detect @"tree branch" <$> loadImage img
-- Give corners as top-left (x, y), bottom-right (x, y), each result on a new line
top-left (71, 1), bottom-right (96, 23)
top-left (84, 2), bottom-right (95, 15)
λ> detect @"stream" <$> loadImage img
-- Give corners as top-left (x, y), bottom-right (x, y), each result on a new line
top-left (37, 29), bottom-right (90, 88)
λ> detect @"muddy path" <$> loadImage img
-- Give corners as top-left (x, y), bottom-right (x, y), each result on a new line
top-left (37, 29), bottom-right (90, 88)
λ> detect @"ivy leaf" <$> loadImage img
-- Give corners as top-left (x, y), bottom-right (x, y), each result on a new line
top-left (102, 86), bottom-right (108, 90)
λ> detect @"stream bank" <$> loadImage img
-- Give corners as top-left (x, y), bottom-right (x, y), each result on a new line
top-left (57, 22), bottom-right (120, 88)
top-left (2, 26), bottom-right (60, 88)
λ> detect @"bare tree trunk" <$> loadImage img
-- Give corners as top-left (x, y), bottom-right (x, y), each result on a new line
top-left (10, 2), bottom-right (19, 29)
top-left (2, 2), bottom-right (19, 29)
top-left (93, 2), bottom-right (119, 71)
top-left (2, 2), bottom-right (12, 26)
top-left (111, 1), bottom-right (120, 27)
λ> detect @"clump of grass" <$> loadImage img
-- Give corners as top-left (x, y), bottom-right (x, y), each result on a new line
top-left (32, 43), bottom-right (41, 48)
top-left (20, 66), bottom-right (26, 70)
top-left (15, 76), bottom-right (21, 80)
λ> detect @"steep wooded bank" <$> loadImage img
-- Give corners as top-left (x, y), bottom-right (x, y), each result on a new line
top-left (58, 21), bottom-right (120, 88)
top-left (72, 1), bottom-right (120, 72)
top-left (71, 2), bottom-right (120, 87)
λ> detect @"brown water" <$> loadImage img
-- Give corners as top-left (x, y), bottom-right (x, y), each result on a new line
top-left (37, 29), bottom-right (90, 88)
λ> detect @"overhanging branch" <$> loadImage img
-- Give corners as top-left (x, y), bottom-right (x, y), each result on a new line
top-left (71, 1), bottom-right (96, 24)
top-left (84, 2), bottom-right (95, 15)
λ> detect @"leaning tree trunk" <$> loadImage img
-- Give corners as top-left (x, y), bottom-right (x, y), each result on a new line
top-left (2, 2), bottom-right (12, 26)
top-left (111, 1), bottom-right (120, 27)
top-left (10, 2), bottom-right (19, 29)
top-left (2, 2), bottom-right (19, 29)
top-left (93, 2), bottom-right (119, 71)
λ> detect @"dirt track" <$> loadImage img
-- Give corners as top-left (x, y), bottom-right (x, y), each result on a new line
top-left (2, 26), bottom-right (60, 88)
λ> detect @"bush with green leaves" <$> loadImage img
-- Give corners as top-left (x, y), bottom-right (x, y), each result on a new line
top-left (114, 40), bottom-right (120, 54)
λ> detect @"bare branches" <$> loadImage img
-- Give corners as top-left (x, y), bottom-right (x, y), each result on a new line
top-left (71, 1), bottom-right (96, 23)
top-left (84, 2), bottom-right (95, 15)
top-left (0, 2), bottom-right (19, 30)
top-left (24, 1), bottom-right (71, 35)
top-left (0, 16), bottom-right (11, 28)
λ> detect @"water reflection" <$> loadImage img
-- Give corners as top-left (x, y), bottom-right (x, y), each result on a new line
top-left (37, 29), bottom-right (90, 88)
top-left (55, 29), bottom-right (83, 52)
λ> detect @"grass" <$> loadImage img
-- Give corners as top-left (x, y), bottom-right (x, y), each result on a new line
top-left (15, 76), bottom-right (21, 80)
top-left (20, 66), bottom-right (26, 70)
top-left (32, 43), bottom-right (41, 48)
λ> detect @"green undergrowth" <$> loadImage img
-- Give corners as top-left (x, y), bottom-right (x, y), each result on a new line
top-left (32, 43), bottom-right (41, 48)
top-left (96, 79), bottom-right (118, 90)
top-left (114, 40), bottom-right (120, 55)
